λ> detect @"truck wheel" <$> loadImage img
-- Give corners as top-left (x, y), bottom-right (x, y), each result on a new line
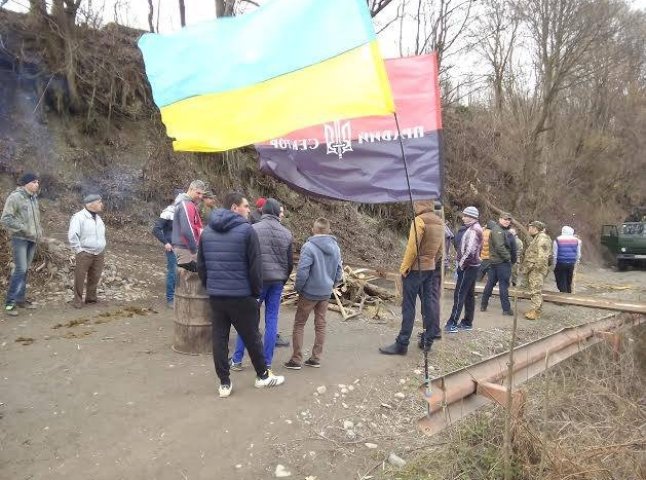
top-left (617, 260), bottom-right (628, 272)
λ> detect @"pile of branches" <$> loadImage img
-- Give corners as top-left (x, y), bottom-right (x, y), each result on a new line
top-left (0, 230), bottom-right (70, 288)
top-left (281, 266), bottom-right (398, 321)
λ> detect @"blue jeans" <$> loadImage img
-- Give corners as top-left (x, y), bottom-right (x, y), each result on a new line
top-left (166, 251), bottom-right (177, 302)
top-left (232, 282), bottom-right (284, 367)
top-left (396, 270), bottom-right (438, 346)
top-left (446, 266), bottom-right (478, 327)
top-left (481, 262), bottom-right (512, 312)
top-left (6, 238), bottom-right (37, 306)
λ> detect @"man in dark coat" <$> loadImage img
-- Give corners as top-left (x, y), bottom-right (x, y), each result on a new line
top-left (197, 192), bottom-right (285, 398)
top-left (230, 198), bottom-right (293, 370)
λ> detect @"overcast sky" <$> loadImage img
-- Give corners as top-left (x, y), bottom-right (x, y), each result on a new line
top-left (4, 0), bottom-right (646, 59)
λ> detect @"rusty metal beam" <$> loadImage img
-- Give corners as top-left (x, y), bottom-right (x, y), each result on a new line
top-left (417, 313), bottom-right (645, 436)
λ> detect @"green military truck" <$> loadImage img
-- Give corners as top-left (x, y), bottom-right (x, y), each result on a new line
top-left (601, 221), bottom-right (646, 270)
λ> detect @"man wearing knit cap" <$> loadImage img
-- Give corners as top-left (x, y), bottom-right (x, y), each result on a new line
top-left (68, 194), bottom-right (106, 308)
top-left (444, 206), bottom-right (483, 333)
top-left (522, 221), bottom-right (552, 320)
top-left (1, 173), bottom-right (43, 316)
top-left (250, 197), bottom-right (266, 224)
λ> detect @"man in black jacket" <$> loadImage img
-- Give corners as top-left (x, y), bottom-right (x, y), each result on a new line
top-left (197, 192), bottom-right (285, 398)
top-left (480, 212), bottom-right (517, 315)
top-left (230, 198), bottom-right (293, 370)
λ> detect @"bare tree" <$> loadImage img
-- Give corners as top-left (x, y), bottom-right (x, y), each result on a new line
top-left (393, 0), bottom-right (474, 69)
top-left (215, 0), bottom-right (237, 17)
top-left (156, 0), bottom-right (161, 32)
top-left (471, 0), bottom-right (518, 113)
top-left (518, 0), bottom-right (618, 182)
top-left (178, 0), bottom-right (186, 27)
top-left (147, 0), bottom-right (155, 33)
top-left (28, 0), bottom-right (46, 15)
top-left (368, 0), bottom-right (396, 17)
top-left (51, 0), bottom-right (83, 111)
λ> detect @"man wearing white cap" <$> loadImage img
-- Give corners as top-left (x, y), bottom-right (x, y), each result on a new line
top-left (68, 194), bottom-right (106, 308)
top-left (444, 206), bottom-right (483, 333)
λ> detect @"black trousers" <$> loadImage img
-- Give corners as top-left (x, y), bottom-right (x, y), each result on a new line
top-left (446, 266), bottom-right (478, 326)
top-left (481, 262), bottom-right (512, 312)
top-left (209, 296), bottom-right (267, 385)
top-left (554, 263), bottom-right (575, 293)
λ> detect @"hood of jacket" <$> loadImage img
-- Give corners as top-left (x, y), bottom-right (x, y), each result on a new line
top-left (308, 234), bottom-right (339, 256)
top-left (209, 208), bottom-right (248, 233)
top-left (174, 193), bottom-right (191, 206)
top-left (561, 226), bottom-right (574, 236)
top-left (414, 200), bottom-right (435, 216)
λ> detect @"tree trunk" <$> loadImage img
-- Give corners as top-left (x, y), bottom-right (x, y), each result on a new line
top-left (147, 0), bottom-right (155, 32)
top-left (27, 0), bottom-right (47, 29)
top-left (216, 0), bottom-right (235, 17)
top-left (28, 0), bottom-right (46, 15)
top-left (52, 0), bottom-right (83, 112)
top-left (178, 0), bottom-right (186, 27)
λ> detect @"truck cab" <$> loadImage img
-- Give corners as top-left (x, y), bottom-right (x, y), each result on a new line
top-left (601, 222), bottom-right (646, 270)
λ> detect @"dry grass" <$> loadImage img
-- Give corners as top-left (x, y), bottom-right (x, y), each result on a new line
top-left (389, 323), bottom-right (646, 480)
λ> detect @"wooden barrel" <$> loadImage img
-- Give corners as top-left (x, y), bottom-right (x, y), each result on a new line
top-left (173, 269), bottom-right (212, 355)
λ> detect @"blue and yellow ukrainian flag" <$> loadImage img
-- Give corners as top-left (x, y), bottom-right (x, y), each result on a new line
top-left (138, 0), bottom-right (394, 152)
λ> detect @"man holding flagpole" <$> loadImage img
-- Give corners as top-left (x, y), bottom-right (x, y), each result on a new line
top-left (380, 200), bottom-right (444, 355)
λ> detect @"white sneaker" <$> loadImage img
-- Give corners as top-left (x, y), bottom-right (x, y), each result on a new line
top-left (254, 371), bottom-right (285, 389)
top-left (219, 382), bottom-right (232, 398)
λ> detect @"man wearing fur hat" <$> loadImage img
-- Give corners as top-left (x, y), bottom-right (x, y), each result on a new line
top-left (1, 173), bottom-right (43, 316)
top-left (522, 221), bottom-right (552, 320)
top-left (68, 194), bottom-right (106, 308)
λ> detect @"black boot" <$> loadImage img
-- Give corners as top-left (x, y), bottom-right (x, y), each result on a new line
top-left (379, 342), bottom-right (407, 355)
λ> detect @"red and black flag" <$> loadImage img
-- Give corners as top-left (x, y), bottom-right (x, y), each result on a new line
top-left (255, 54), bottom-right (443, 203)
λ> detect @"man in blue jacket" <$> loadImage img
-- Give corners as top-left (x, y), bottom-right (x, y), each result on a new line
top-left (284, 217), bottom-right (343, 370)
top-left (197, 192), bottom-right (285, 398)
top-left (230, 198), bottom-right (293, 370)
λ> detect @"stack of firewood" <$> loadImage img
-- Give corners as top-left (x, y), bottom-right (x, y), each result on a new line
top-left (281, 266), bottom-right (398, 321)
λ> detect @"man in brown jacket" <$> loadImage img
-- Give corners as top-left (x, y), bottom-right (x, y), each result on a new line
top-left (380, 200), bottom-right (444, 355)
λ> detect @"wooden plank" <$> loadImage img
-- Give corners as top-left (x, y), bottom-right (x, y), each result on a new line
top-left (442, 281), bottom-right (646, 314)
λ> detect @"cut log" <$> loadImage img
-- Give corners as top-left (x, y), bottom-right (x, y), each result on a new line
top-left (363, 282), bottom-right (396, 301)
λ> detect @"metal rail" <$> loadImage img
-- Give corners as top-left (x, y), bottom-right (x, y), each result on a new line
top-left (417, 313), bottom-right (645, 435)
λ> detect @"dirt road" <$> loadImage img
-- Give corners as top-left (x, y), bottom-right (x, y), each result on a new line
top-left (1, 265), bottom-right (643, 479)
